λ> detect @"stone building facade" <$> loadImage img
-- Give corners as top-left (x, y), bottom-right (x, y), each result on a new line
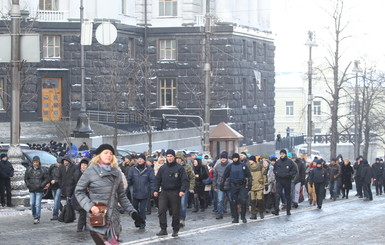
top-left (0, 0), bottom-right (275, 145)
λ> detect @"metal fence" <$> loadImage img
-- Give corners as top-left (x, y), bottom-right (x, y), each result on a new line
top-left (275, 135), bottom-right (305, 152)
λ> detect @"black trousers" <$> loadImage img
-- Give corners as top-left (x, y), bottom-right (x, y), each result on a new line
top-left (77, 209), bottom-right (87, 230)
top-left (355, 178), bottom-right (363, 196)
top-left (0, 178), bottom-right (12, 206)
top-left (158, 190), bottom-right (181, 231)
top-left (314, 183), bottom-right (325, 207)
top-left (363, 183), bottom-right (373, 200)
top-left (230, 184), bottom-right (248, 219)
top-left (375, 179), bottom-right (383, 195)
top-left (275, 179), bottom-right (292, 213)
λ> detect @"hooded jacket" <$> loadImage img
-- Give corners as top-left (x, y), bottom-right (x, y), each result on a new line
top-left (0, 158), bottom-right (14, 179)
top-left (127, 163), bottom-right (157, 200)
top-left (24, 163), bottom-right (49, 192)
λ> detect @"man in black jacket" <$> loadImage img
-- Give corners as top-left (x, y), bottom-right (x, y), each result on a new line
top-left (0, 153), bottom-right (14, 207)
top-left (48, 157), bottom-right (62, 220)
top-left (154, 149), bottom-right (189, 237)
top-left (24, 156), bottom-right (50, 224)
top-left (58, 155), bottom-right (77, 209)
top-left (361, 159), bottom-right (373, 201)
top-left (273, 149), bottom-right (297, 216)
top-left (371, 158), bottom-right (384, 196)
top-left (309, 160), bottom-right (328, 209)
top-left (354, 156), bottom-right (364, 198)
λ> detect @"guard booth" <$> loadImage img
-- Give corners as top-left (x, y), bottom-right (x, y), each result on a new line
top-left (209, 122), bottom-right (244, 159)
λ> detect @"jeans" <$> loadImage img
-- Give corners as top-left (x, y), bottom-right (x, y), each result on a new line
top-left (217, 189), bottom-right (231, 217)
top-left (30, 192), bottom-right (43, 219)
top-left (329, 180), bottom-right (339, 199)
top-left (132, 198), bottom-right (148, 222)
top-left (180, 191), bottom-right (189, 221)
top-left (51, 188), bottom-right (62, 218)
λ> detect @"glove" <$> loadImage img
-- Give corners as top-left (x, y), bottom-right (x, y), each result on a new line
top-left (132, 212), bottom-right (145, 227)
top-left (265, 185), bottom-right (268, 191)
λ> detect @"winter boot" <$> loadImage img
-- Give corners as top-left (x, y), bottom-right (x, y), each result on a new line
top-left (250, 214), bottom-right (257, 220)
top-left (259, 212), bottom-right (264, 219)
top-left (192, 198), bottom-right (199, 213)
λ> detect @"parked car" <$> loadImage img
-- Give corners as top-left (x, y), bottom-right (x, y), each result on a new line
top-left (0, 148), bottom-right (57, 199)
top-left (0, 143), bottom-right (30, 150)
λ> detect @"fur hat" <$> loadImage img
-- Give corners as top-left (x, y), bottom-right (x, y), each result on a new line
top-left (95, 144), bottom-right (115, 155)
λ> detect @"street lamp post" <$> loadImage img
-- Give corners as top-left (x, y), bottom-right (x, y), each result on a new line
top-left (203, 0), bottom-right (211, 155)
top-left (352, 60), bottom-right (361, 158)
top-left (305, 31), bottom-right (317, 160)
top-left (73, 0), bottom-right (93, 137)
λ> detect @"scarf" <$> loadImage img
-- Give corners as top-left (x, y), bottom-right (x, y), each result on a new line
top-left (99, 161), bottom-right (111, 171)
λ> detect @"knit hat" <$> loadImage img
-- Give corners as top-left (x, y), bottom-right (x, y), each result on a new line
top-left (232, 153), bottom-right (240, 159)
top-left (138, 153), bottom-right (146, 161)
top-left (270, 157), bottom-right (277, 162)
top-left (316, 159), bottom-right (323, 165)
top-left (56, 156), bottom-right (63, 163)
top-left (287, 152), bottom-right (293, 158)
top-left (249, 155), bottom-right (257, 163)
top-left (280, 149), bottom-right (287, 155)
top-left (146, 157), bottom-right (154, 164)
top-left (95, 144), bottom-right (115, 155)
top-left (80, 158), bottom-right (90, 165)
top-left (0, 153), bottom-right (7, 159)
top-left (32, 156), bottom-right (40, 162)
top-left (175, 152), bottom-right (184, 160)
top-left (220, 152), bottom-right (228, 159)
top-left (240, 152), bottom-right (247, 157)
top-left (165, 149), bottom-right (176, 157)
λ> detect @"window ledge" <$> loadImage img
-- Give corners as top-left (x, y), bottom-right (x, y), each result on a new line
top-left (42, 58), bottom-right (61, 61)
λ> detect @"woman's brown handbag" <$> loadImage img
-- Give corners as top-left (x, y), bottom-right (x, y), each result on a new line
top-left (89, 202), bottom-right (108, 227)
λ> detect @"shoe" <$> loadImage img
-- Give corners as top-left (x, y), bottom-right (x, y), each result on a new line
top-left (212, 209), bottom-right (218, 213)
top-left (7, 204), bottom-right (14, 207)
top-left (272, 211), bottom-right (279, 216)
top-left (333, 197), bottom-right (336, 201)
top-left (146, 211), bottom-right (151, 215)
top-left (355, 193), bottom-right (359, 196)
top-left (216, 215), bottom-right (223, 219)
top-left (179, 220), bottom-right (185, 227)
top-left (317, 206), bottom-right (322, 209)
top-left (232, 218), bottom-right (239, 223)
top-left (139, 224), bottom-right (146, 230)
top-left (50, 217), bottom-right (58, 221)
top-left (358, 196), bottom-right (363, 198)
top-left (286, 210), bottom-right (291, 215)
top-left (172, 230), bottom-right (178, 237)
top-left (242, 218), bottom-right (247, 223)
top-left (1, 203), bottom-right (4, 207)
top-left (363, 198), bottom-right (370, 201)
top-left (77, 228), bottom-right (83, 232)
top-left (250, 214), bottom-right (257, 220)
top-left (342, 195), bottom-right (345, 198)
top-left (156, 230), bottom-right (168, 236)
top-left (200, 208), bottom-right (205, 212)
top-left (192, 209), bottom-right (198, 213)
top-left (259, 212), bottom-right (264, 219)
top-left (309, 200), bottom-right (312, 205)
top-left (293, 203), bottom-right (298, 208)
top-left (33, 218), bottom-right (40, 224)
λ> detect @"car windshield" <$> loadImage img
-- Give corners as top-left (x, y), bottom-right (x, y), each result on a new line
top-left (24, 151), bottom-right (57, 166)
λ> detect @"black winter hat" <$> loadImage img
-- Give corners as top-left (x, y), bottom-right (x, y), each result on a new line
top-left (280, 149), bottom-right (287, 155)
top-left (249, 155), bottom-right (257, 163)
top-left (220, 152), bottom-right (228, 159)
top-left (165, 149), bottom-right (176, 157)
top-left (80, 158), bottom-right (90, 165)
top-left (232, 153), bottom-right (240, 159)
top-left (95, 144), bottom-right (115, 155)
top-left (138, 153), bottom-right (146, 161)
top-left (0, 153), bottom-right (7, 159)
top-left (32, 156), bottom-right (40, 162)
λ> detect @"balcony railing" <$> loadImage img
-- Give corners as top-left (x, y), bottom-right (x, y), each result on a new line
top-left (30, 10), bottom-right (69, 22)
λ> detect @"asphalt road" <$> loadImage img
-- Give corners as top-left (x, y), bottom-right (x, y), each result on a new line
top-left (1, 191), bottom-right (384, 245)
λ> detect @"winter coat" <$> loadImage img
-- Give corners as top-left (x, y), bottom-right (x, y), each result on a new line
top-left (249, 162), bottom-right (267, 191)
top-left (0, 160), bottom-right (14, 179)
top-left (293, 159), bottom-right (306, 185)
top-left (328, 163), bottom-right (341, 181)
top-left (264, 165), bottom-right (276, 194)
top-left (273, 156), bottom-right (297, 181)
top-left (119, 162), bottom-right (132, 177)
top-left (24, 165), bottom-right (50, 192)
top-left (155, 161), bottom-right (189, 193)
top-left (309, 167), bottom-right (328, 184)
top-left (182, 162), bottom-right (195, 191)
top-left (193, 164), bottom-right (209, 193)
top-left (353, 161), bottom-right (363, 179)
top-left (213, 160), bottom-right (231, 191)
top-left (48, 164), bottom-right (61, 190)
top-left (75, 164), bottom-right (137, 236)
top-left (360, 161), bottom-right (372, 185)
top-left (371, 162), bottom-right (384, 180)
top-left (341, 164), bottom-right (354, 190)
top-left (58, 162), bottom-right (78, 198)
top-left (126, 164), bottom-right (156, 200)
top-left (222, 160), bottom-right (252, 189)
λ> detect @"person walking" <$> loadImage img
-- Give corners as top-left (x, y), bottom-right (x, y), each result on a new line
top-left (263, 158), bottom-right (276, 213)
top-left (249, 155), bottom-right (266, 220)
top-left (306, 160), bottom-right (317, 206)
top-left (0, 153), bottom-right (14, 207)
top-left (24, 156), bottom-right (50, 224)
top-left (154, 149), bottom-right (189, 237)
top-left (126, 153), bottom-right (157, 229)
top-left (309, 160), bottom-right (328, 209)
top-left (273, 149), bottom-right (297, 216)
top-left (75, 144), bottom-right (144, 244)
top-left (340, 159), bottom-right (354, 199)
top-left (48, 157), bottom-right (62, 220)
top-left (328, 158), bottom-right (341, 201)
top-left (361, 159), bottom-right (373, 201)
top-left (73, 158), bottom-right (90, 232)
top-left (354, 156), bottom-right (364, 198)
top-left (291, 153), bottom-right (305, 208)
top-left (58, 155), bottom-right (78, 211)
top-left (192, 158), bottom-right (209, 213)
top-left (371, 158), bottom-right (384, 196)
top-left (221, 153), bottom-right (252, 223)
top-left (213, 152), bottom-right (232, 219)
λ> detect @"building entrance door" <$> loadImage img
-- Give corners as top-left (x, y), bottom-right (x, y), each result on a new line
top-left (42, 78), bottom-right (62, 121)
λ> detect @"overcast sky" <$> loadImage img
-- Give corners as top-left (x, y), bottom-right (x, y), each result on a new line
top-left (271, 0), bottom-right (385, 74)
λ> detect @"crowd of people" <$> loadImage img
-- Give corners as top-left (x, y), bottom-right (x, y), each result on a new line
top-left (0, 142), bottom-right (383, 244)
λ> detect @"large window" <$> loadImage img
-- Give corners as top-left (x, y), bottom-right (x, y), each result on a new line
top-left (286, 101), bottom-right (294, 115)
top-left (159, 39), bottom-right (176, 60)
top-left (43, 35), bottom-right (61, 58)
top-left (313, 101), bottom-right (321, 115)
top-left (159, 0), bottom-right (177, 17)
top-left (159, 78), bottom-right (176, 106)
top-left (39, 0), bottom-right (58, 11)
top-left (0, 77), bottom-right (4, 110)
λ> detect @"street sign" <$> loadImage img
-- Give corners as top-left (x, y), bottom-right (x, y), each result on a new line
top-left (0, 34), bottom-right (40, 63)
top-left (95, 22), bottom-right (117, 46)
top-left (305, 137), bottom-right (313, 144)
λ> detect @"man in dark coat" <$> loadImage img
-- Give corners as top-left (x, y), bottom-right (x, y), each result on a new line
top-left (354, 156), bottom-right (364, 198)
top-left (371, 158), bottom-right (384, 196)
top-left (328, 158), bottom-right (341, 201)
top-left (58, 155), bottom-right (78, 207)
top-left (291, 153), bottom-right (305, 208)
top-left (0, 153), bottom-right (14, 207)
top-left (24, 156), bottom-right (50, 224)
top-left (309, 160), bottom-right (328, 209)
top-left (361, 159), bottom-right (373, 201)
top-left (273, 149), bottom-right (297, 216)
top-left (48, 157), bottom-right (62, 220)
top-left (154, 149), bottom-right (189, 237)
